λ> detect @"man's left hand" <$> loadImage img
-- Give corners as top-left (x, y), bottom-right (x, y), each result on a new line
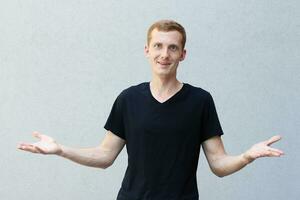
top-left (242, 135), bottom-right (284, 164)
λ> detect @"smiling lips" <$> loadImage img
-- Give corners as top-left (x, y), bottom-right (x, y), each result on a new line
top-left (157, 61), bottom-right (171, 66)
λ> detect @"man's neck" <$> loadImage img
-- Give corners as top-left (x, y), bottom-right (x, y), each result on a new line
top-left (150, 76), bottom-right (183, 101)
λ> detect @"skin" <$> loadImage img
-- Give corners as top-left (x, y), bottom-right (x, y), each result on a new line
top-left (144, 29), bottom-right (186, 102)
top-left (18, 28), bottom-right (284, 177)
top-left (18, 131), bottom-right (125, 169)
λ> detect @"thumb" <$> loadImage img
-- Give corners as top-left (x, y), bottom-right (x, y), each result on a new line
top-left (265, 135), bottom-right (282, 146)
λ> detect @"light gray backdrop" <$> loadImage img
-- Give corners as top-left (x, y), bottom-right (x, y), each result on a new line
top-left (1, 0), bottom-right (299, 199)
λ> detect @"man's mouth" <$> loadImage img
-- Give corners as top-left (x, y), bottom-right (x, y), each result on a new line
top-left (157, 61), bottom-right (171, 66)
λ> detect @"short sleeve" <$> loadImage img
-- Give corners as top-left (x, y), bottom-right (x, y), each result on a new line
top-left (104, 94), bottom-right (126, 140)
top-left (200, 93), bottom-right (224, 143)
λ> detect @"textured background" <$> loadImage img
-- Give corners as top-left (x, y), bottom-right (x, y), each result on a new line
top-left (1, 0), bottom-right (299, 199)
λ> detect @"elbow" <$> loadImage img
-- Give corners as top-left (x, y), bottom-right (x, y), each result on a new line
top-left (98, 159), bottom-right (114, 169)
top-left (99, 165), bottom-right (110, 169)
top-left (214, 172), bottom-right (226, 178)
top-left (211, 167), bottom-right (227, 178)
top-left (100, 163), bottom-right (112, 169)
top-left (209, 156), bottom-right (229, 178)
top-left (93, 149), bottom-right (115, 169)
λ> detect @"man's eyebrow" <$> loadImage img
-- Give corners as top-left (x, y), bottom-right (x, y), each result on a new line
top-left (169, 44), bottom-right (180, 48)
top-left (153, 42), bottom-right (162, 45)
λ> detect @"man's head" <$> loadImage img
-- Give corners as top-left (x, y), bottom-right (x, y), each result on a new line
top-left (147, 20), bottom-right (186, 50)
top-left (145, 20), bottom-right (187, 78)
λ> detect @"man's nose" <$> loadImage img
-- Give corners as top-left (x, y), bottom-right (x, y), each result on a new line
top-left (160, 48), bottom-right (169, 59)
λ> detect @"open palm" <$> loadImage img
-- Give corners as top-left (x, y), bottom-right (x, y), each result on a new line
top-left (18, 131), bottom-right (62, 155)
top-left (243, 135), bottom-right (284, 163)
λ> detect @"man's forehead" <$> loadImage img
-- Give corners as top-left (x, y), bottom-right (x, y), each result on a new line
top-left (150, 29), bottom-right (183, 45)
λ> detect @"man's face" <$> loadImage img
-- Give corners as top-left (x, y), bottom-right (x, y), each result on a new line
top-left (145, 29), bottom-right (186, 78)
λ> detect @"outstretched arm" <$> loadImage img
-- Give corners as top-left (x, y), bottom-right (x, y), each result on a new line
top-left (18, 131), bottom-right (125, 169)
top-left (202, 135), bottom-right (284, 177)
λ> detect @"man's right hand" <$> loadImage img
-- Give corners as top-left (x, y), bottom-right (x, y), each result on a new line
top-left (18, 131), bottom-right (62, 155)
top-left (18, 130), bottom-right (125, 169)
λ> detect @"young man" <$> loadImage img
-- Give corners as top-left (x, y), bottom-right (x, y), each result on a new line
top-left (18, 20), bottom-right (284, 200)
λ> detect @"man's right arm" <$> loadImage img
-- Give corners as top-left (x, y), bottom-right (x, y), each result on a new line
top-left (18, 131), bottom-right (126, 169)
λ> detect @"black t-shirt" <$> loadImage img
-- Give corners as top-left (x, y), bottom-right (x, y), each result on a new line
top-left (104, 82), bottom-right (223, 200)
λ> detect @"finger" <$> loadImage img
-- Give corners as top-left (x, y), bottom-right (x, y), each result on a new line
top-left (18, 143), bottom-right (43, 153)
top-left (18, 144), bottom-right (40, 153)
top-left (260, 148), bottom-right (284, 158)
top-left (17, 142), bottom-right (28, 148)
top-left (18, 143), bottom-right (33, 150)
top-left (18, 142), bottom-right (33, 149)
top-left (265, 135), bottom-right (282, 146)
top-left (35, 146), bottom-right (46, 154)
top-left (266, 151), bottom-right (283, 157)
top-left (267, 147), bottom-right (284, 155)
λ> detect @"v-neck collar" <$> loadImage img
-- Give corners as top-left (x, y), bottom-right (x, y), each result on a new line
top-left (147, 82), bottom-right (187, 105)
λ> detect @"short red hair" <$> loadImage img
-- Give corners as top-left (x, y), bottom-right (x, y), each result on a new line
top-left (147, 19), bottom-right (186, 49)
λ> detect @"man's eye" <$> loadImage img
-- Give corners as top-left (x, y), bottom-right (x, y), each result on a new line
top-left (169, 45), bottom-right (178, 51)
top-left (154, 44), bottom-right (161, 48)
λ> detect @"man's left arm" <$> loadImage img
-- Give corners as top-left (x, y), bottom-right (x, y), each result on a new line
top-left (202, 135), bottom-right (284, 177)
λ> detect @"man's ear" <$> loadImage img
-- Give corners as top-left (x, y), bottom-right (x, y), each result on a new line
top-left (179, 49), bottom-right (187, 61)
top-left (144, 45), bottom-right (149, 57)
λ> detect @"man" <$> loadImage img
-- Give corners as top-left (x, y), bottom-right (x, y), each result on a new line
top-left (18, 20), bottom-right (284, 200)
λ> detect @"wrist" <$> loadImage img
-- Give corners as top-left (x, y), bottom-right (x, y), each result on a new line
top-left (241, 152), bottom-right (253, 165)
top-left (56, 144), bottom-right (64, 156)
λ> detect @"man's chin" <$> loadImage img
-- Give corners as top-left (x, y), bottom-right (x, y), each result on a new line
top-left (152, 69), bottom-right (176, 78)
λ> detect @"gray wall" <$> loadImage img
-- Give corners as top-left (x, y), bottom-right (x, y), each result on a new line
top-left (1, 0), bottom-right (299, 199)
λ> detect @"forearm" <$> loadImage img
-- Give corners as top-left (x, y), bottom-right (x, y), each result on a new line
top-left (58, 145), bottom-right (113, 169)
top-left (203, 135), bottom-right (283, 178)
top-left (210, 153), bottom-right (250, 177)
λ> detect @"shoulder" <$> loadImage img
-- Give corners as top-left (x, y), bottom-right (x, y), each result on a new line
top-left (185, 83), bottom-right (212, 100)
top-left (117, 82), bottom-right (148, 100)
